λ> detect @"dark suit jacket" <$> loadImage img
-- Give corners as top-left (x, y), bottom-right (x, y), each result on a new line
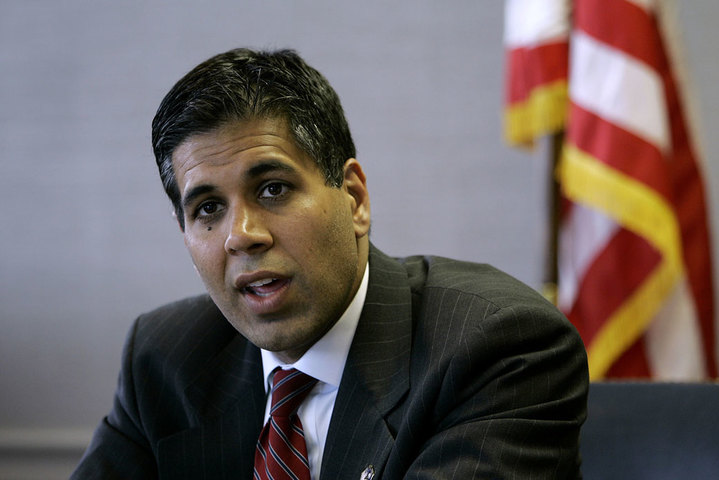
top-left (72, 246), bottom-right (588, 479)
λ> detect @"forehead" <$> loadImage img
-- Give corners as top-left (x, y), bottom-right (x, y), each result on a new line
top-left (171, 117), bottom-right (317, 182)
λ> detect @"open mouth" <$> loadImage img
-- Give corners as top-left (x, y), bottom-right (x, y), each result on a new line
top-left (241, 278), bottom-right (290, 297)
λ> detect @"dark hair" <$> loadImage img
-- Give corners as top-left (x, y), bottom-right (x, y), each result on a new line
top-left (151, 48), bottom-right (356, 229)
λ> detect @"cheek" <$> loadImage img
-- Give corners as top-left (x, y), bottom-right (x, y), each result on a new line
top-left (302, 202), bottom-right (357, 259)
top-left (184, 233), bottom-right (224, 274)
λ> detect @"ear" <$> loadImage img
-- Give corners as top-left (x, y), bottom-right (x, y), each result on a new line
top-left (342, 158), bottom-right (371, 238)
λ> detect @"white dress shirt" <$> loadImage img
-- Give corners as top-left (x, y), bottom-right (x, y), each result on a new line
top-left (260, 263), bottom-right (369, 480)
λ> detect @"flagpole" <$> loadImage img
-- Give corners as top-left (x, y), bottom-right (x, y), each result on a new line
top-left (543, 130), bottom-right (563, 305)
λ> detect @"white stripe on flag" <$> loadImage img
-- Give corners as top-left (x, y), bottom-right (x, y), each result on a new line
top-left (569, 30), bottom-right (670, 151)
top-left (645, 279), bottom-right (707, 379)
top-left (504, 0), bottom-right (569, 47)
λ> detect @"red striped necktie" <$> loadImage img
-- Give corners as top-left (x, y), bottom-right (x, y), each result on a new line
top-left (254, 368), bottom-right (318, 480)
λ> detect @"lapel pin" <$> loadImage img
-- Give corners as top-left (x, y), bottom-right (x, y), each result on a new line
top-left (360, 464), bottom-right (375, 480)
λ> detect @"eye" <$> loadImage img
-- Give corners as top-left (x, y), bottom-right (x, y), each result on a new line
top-left (196, 201), bottom-right (223, 218)
top-left (201, 203), bottom-right (217, 214)
top-left (259, 182), bottom-right (290, 199)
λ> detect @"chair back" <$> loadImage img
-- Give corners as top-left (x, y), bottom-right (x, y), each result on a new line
top-left (580, 382), bottom-right (719, 479)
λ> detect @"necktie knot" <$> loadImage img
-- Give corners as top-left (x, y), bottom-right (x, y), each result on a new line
top-left (270, 368), bottom-right (318, 418)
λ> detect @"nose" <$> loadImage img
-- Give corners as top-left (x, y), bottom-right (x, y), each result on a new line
top-left (224, 204), bottom-right (273, 255)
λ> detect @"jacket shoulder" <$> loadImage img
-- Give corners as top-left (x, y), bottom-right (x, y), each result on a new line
top-left (397, 254), bottom-right (553, 312)
top-left (132, 294), bottom-right (233, 342)
top-left (127, 295), bottom-right (240, 388)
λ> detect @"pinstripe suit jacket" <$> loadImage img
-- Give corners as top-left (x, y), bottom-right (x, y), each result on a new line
top-left (72, 245), bottom-right (588, 479)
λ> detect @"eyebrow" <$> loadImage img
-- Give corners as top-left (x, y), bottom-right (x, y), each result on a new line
top-left (180, 160), bottom-right (299, 211)
top-left (182, 184), bottom-right (217, 211)
top-left (246, 160), bottom-right (297, 178)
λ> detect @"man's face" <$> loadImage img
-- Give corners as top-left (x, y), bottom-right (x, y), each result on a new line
top-left (172, 117), bottom-right (370, 363)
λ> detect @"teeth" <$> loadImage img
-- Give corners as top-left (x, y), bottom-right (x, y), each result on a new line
top-left (247, 278), bottom-right (276, 288)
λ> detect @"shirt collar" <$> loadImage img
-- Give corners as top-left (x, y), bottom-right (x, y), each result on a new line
top-left (261, 262), bottom-right (369, 392)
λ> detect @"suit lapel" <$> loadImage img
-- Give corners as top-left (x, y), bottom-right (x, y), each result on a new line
top-left (183, 333), bottom-right (265, 420)
top-left (321, 245), bottom-right (413, 479)
top-left (158, 333), bottom-right (266, 479)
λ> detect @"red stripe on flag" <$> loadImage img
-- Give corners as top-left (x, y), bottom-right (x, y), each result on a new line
top-left (567, 227), bottom-right (662, 343)
top-left (605, 339), bottom-right (652, 377)
top-left (505, 41), bottom-right (568, 103)
top-left (566, 103), bottom-right (672, 200)
top-left (576, 0), bottom-right (663, 71)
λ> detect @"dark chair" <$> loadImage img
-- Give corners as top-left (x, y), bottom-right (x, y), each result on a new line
top-left (580, 382), bottom-right (719, 479)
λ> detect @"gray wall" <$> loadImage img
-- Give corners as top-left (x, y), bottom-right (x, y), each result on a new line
top-left (1, 1), bottom-right (717, 478)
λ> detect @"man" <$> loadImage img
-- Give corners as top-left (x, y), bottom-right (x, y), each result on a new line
top-left (72, 48), bottom-right (588, 479)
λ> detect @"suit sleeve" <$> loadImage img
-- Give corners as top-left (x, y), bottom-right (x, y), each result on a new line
top-left (70, 318), bottom-right (158, 479)
top-left (402, 296), bottom-right (588, 479)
